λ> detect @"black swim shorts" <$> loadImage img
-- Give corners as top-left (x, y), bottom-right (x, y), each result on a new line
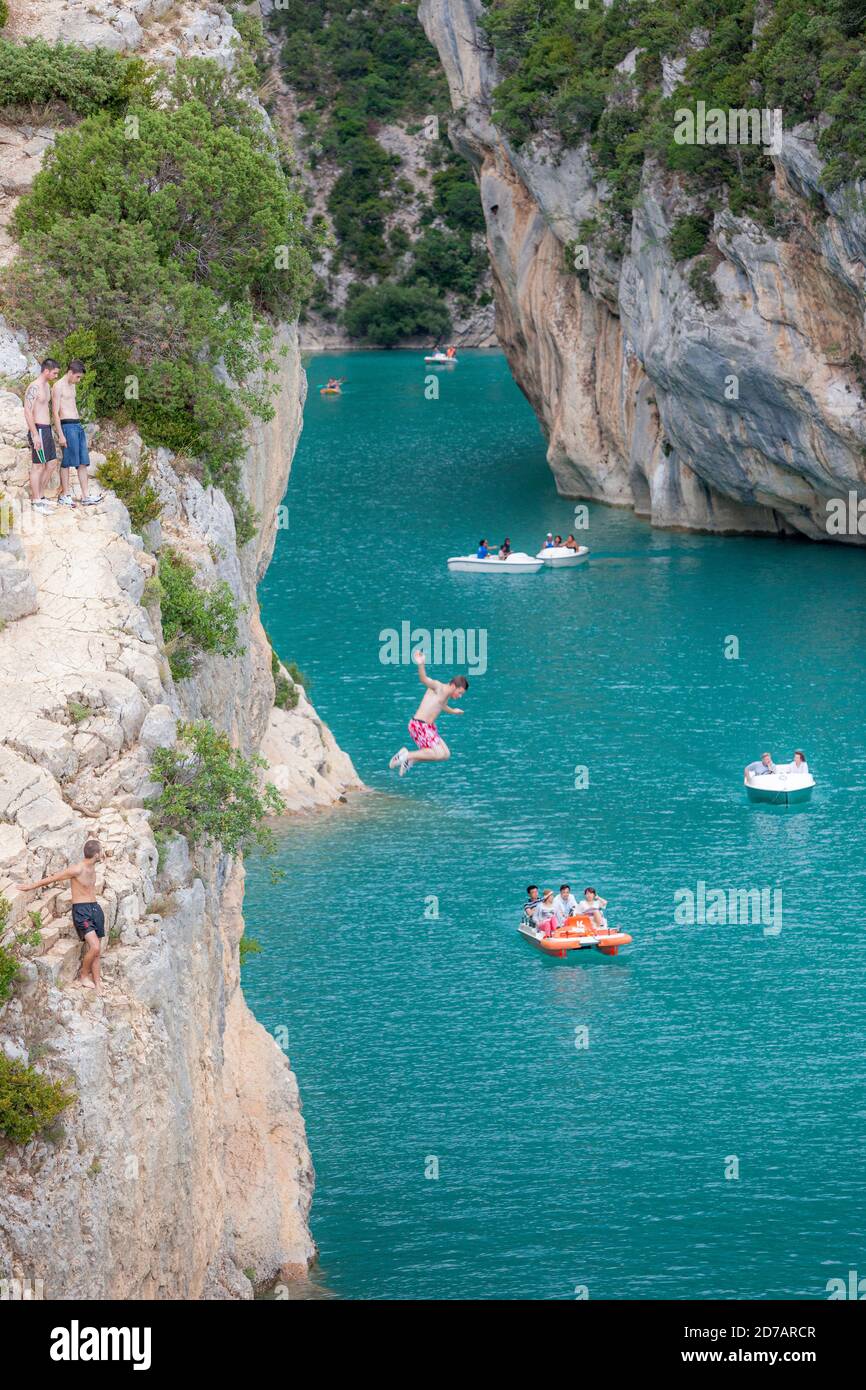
top-left (28, 424), bottom-right (57, 468)
top-left (72, 902), bottom-right (105, 942)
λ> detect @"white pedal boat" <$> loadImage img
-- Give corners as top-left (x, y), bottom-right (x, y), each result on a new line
top-left (447, 551), bottom-right (543, 574)
top-left (536, 544), bottom-right (589, 567)
top-left (745, 771), bottom-right (815, 806)
top-left (425, 352), bottom-right (458, 364)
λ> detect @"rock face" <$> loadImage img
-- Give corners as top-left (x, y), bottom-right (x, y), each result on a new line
top-left (0, 0), bottom-right (361, 1299)
top-left (419, 0), bottom-right (866, 542)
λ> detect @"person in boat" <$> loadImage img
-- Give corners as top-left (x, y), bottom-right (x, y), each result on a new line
top-left (324, 378), bottom-right (342, 392)
top-left (781, 749), bottom-right (809, 774)
top-left (446, 346), bottom-right (456, 359)
top-left (388, 648), bottom-right (468, 776)
top-left (554, 535), bottom-right (564, 546)
top-left (554, 883), bottom-right (579, 925)
top-left (543, 532), bottom-right (555, 548)
top-left (744, 752), bottom-right (775, 783)
top-left (577, 887), bottom-right (608, 931)
top-left (476, 538), bottom-right (495, 558)
top-left (535, 890), bottom-right (558, 937)
top-left (564, 534), bottom-right (581, 551)
top-left (497, 537), bottom-right (512, 559)
top-left (523, 885), bottom-right (542, 923)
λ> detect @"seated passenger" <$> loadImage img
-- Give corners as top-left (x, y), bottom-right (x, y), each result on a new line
top-left (790, 749), bottom-right (809, 774)
top-left (523, 884), bottom-right (541, 922)
top-left (554, 883), bottom-right (579, 925)
top-left (535, 890), bottom-right (558, 937)
top-left (564, 534), bottom-right (580, 551)
top-left (554, 535), bottom-right (563, 546)
top-left (498, 537), bottom-right (512, 559)
top-left (543, 532), bottom-right (555, 548)
top-left (577, 886), bottom-right (608, 931)
top-left (744, 752), bottom-right (775, 783)
top-left (476, 538), bottom-right (493, 558)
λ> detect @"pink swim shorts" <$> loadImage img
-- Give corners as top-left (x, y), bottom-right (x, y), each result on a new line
top-left (408, 718), bottom-right (440, 750)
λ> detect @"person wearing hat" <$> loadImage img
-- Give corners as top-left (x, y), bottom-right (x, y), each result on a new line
top-left (543, 532), bottom-right (555, 548)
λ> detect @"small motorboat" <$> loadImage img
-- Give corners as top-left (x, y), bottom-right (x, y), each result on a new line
top-left (537, 544), bottom-right (589, 567)
top-left (519, 914), bottom-right (632, 959)
top-left (745, 770), bottom-right (815, 806)
top-left (448, 552), bottom-right (543, 574)
top-left (424, 351), bottom-right (458, 364)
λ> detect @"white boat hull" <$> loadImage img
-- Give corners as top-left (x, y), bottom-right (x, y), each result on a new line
top-left (745, 772), bottom-right (815, 806)
top-left (536, 545), bottom-right (589, 567)
top-left (448, 552), bottom-right (543, 574)
top-left (425, 356), bottom-right (457, 364)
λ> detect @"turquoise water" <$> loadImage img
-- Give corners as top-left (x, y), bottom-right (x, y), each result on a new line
top-left (246, 351), bottom-right (866, 1301)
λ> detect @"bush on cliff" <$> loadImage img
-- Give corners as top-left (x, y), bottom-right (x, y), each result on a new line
top-left (0, 1054), bottom-right (76, 1144)
top-left (148, 721), bottom-right (285, 857)
top-left (158, 550), bottom-right (243, 681)
top-left (95, 452), bottom-right (162, 532)
top-left (343, 282), bottom-right (451, 347)
top-left (5, 58), bottom-right (312, 534)
top-left (0, 38), bottom-right (144, 116)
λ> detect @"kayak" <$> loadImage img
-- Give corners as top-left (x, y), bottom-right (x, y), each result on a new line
top-left (537, 544), bottom-right (589, 567)
top-left (745, 771), bottom-right (815, 805)
top-left (519, 914), bottom-right (632, 959)
top-left (448, 552), bottom-right (543, 574)
top-left (320, 387), bottom-right (341, 395)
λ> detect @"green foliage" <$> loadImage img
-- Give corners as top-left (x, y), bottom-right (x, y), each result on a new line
top-left (0, 1053), bottom-right (76, 1144)
top-left (158, 550), bottom-right (243, 681)
top-left (669, 213), bottom-right (711, 261)
top-left (67, 698), bottom-right (92, 725)
top-left (0, 3), bottom-right (8, 30)
top-left (0, 490), bottom-right (13, 539)
top-left (95, 451), bottom-right (161, 531)
top-left (343, 282), bottom-right (451, 347)
top-left (481, 0), bottom-right (866, 226)
top-left (270, 1), bottom-right (486, 330)
top-left (5, 58), bottom-right (311, 531)
top-left (265, 631), bottom-right (303, 710)
top-left (688, 258), bottom-right (721, 309)
top-left (239, 936), bottom-right (263, 965)
top-left (0, 38), bottom-right (145, 116)
top-left (0, 944), bottom-right (18, 1003)
top-left (147, 720), bottom-right (285, 857)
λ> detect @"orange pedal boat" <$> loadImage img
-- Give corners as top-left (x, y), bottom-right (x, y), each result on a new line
top-left (518, 913), bottom-right (632, 959)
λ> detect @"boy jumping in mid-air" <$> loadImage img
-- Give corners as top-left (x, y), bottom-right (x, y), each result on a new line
top-left (20, 839), bottom-right (106, 992)
top-left (389, 649), bottom-right (468, 776)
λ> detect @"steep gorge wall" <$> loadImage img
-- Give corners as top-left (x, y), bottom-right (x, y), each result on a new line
top-left (0, 2), bottom-right (360, 1299)
top-left (420, 0), bottom-right (866, 541)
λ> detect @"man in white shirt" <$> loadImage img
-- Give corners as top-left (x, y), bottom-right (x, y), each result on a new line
top-left (554, 883), bottom-right (579, 924)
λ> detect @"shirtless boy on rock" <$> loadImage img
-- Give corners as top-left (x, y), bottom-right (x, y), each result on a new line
top-left (20, 840), bottom-right (106, 992)
top-left (23, 358), bottom-right (61, 512)
top-left (52, 360), bottom-right (101, 506)
top-left (389, 649), bottom-right (468, 776)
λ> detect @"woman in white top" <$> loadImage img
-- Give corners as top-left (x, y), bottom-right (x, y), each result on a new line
top-left (577, 887), bottom-right (608, 931)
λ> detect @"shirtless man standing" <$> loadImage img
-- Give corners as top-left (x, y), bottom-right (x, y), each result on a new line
top-left (23, 358), bottom-right (60, 511)
top-left (52, 360), bottom-right (100, 506)
top-left (20, 839), bottom-right (106, 992)
top-left (389, 649), bottom-right (468, 776)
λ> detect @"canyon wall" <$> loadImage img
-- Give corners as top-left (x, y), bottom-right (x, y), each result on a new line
top-left (420, 0), bottom-right (866, 541)
top-left (0, 2), bottom-right (360, 1299)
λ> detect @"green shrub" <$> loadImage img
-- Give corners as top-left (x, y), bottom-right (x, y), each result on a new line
top-left (95, 451), bottom-right (162, 531)
top-left (239, 936), bottom-right (263, 965)
top-left (669, 213), bottom-right (711, 261)
top-left (405, 227), bottom-right (488, 299)
top-left (148, 720), bottom-right (285, 856)
top-left (0, 490), bottom-right (12, 539)
top-left (0, 894), bottom-right (9, 930)
top-left (0, 1054), bottom-right (76, 1144)
top-left (0, 3), bottom-right (8, 30)
top-left (688, 258), bottom-right (721, 310)
top-left (5, 58), bottom-right (312, 532)
top-left (343, 282), bottom-right (451, 347)
top-left (0, 944), bottom-right (19, 1004)
top-left (158, 549), bottom-right (243, 681)
top-left (0, 38), bottom-right (144, 116)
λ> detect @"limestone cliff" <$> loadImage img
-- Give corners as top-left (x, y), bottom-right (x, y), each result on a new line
top-left (419, 0), bottom-right (866, 542)
top-left (0, 1), bottom-right (360, 1299)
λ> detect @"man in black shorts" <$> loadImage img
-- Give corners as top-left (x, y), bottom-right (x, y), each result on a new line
top-left (23, 358), bottom-right (61, 513)
top-left (20, 839), bottom-right (105, 992)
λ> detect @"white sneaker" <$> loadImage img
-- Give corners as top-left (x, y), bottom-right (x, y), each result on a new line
top-left (31, 498), bottom-right (53, 512)
top-left (398, 749), bottom-right (412, 777)
top-left (57, 495), bottom-right (74, 507)
top-left (80, 494), bottom-right (103, 506)
top-left (389, 747), bottom-right (407, 771)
